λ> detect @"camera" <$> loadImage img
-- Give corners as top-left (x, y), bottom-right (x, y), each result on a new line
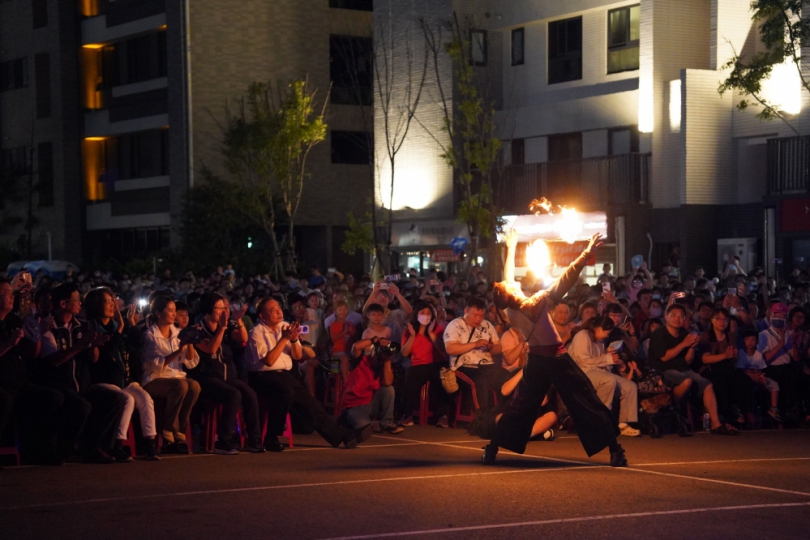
top-left (178, 325), bottom-right (204, 345)
top-left (371, 339), bottom-right (400, 360)
top-left (383, 274), bottom-right (399, 282)
top-left (299, 325), bottom-right (310, 335)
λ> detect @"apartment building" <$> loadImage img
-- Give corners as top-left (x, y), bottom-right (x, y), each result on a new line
top-left (376, 0), bottom-right (810, 276)
top-left (1, 0), bottom-right (373, 272)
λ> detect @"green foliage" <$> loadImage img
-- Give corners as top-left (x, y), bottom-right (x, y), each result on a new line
top-left (719, 0), bottom-right (810, 125)
top-left (341, 211), bottom-right (375, 256)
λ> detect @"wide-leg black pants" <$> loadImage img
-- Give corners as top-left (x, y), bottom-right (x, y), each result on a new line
top-left (493, 353), bottom-right (618, 457)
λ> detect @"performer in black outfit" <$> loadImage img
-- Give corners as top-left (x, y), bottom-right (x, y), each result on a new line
top-left (486, 231), bottom-right (627, 467)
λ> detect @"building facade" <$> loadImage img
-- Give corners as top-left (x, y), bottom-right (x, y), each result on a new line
top-left (375, 0), bottom-right (810, 277)
top-left (1, 0), bottom-right (374, 273)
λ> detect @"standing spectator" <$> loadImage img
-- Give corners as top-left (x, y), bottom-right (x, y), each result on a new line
top-left (363, 282), bottom-right (413, 357)
top-left (648, 304), bottom-right (737, 435)
top-left (631, 288), bottom-right (653, 334)
top-left (84, 287), bottom-right (159, 461)
top-left (246, 298), bottom-right (372, 450)
top-left (191, 293), bottom-right (264, 454)
top-left (443, 297), bottom-right (507, 412)
top-left (309, 267), bottom-right (326, 290)
top-left (36, 283), bottom-right (129, 463)
top-left (141, 296), bottom-right (201, 454)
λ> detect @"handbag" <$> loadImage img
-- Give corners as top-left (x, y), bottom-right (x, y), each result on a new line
top-left (440, 327), bottom-right (477, 394)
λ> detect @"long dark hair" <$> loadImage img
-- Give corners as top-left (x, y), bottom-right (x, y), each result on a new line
top-left (409, 300), bottom-right (436, 334)
top-left (83, 286), bottom-right (115, 322)
top-left (571, 315), bottom-right (615, 342)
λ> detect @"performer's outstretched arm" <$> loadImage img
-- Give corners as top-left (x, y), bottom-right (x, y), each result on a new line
top-left (504, 228), bottom-right (519, 284)
top-left (519, 233), bottom-right (603, 318)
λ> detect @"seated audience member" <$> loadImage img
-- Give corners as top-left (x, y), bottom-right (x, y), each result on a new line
top-left (190, 293), bottom-right (263, 454)
top-left (0, 278), bottom-right (64, 465)
top-left (341, 330), bottom-right (403, 434)
top-left (288, 295), bottom-right (319, 397)
top-left (443, 296), bottom-right (507, 412)
top-left (637, 318), bottom-right (663, 367)
top-left (142, 296), bottom-right (201, 454)
top-left (174, 301), bottom-right (190, 330)
top-left (737, 329), bottom-right (781, 422)
top-left (396, 301), bottom-right (452, 428)
top-left (494, 368), bottom-right (557, 441)
top-left (246, 298), bottom-right (372, 451)
top-left (84, 287), bottom-right (159, 461)
top-left (568, 316), bottom-right (640, 437)
top-left (604, 303), bottom-right (641, 380)
top-left (697, 307), bottom-right (746, 425)
top-left (36, 283), bottom-right (129, 463)
top-left (648, 304), bottom-right (738, 435)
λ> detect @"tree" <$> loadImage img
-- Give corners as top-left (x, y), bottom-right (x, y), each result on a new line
top-left (719, 0), bottom-right (809, 135)
top-left (422, 14), bottom-right (501, 273)
top-left (216, 79), bottom-right (327, 278)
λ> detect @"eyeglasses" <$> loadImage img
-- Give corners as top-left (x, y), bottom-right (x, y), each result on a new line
top-left (712, 317), bottom-right (729, 323)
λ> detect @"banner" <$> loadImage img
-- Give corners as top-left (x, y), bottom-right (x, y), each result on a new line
top-left (430, 249), bottom-right (461, 263)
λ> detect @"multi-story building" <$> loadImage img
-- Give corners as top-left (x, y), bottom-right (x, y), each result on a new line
top-left (376, 0), bottom-right (810, 277)
top-left (1, 0), bottom-right (374, 273)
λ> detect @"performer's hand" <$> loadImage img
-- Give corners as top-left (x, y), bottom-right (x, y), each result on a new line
top-left (586, 233), bottom-right (604, 254)
top-left (505, 228), bottom-right (519, 249)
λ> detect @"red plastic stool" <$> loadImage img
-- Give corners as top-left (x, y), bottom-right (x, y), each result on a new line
top-left (417, 381), bottom-right (432, 426)
top-left (323, 373), bottom-right (344, 417)
top-left (0, 442), bottom-right (20, 467)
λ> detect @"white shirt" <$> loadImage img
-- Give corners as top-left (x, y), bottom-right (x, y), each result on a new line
top-left (247, 320), bottom-right (294, 372)
top-left (443, 318), bottom-right (500, 368)
top-left (737, 349), bottom-right (767, 370)
top-left (141, 325), bottom-right (200, 384)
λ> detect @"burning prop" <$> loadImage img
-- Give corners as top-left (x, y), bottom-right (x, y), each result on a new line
top-left (528, 197), bottom-right (583, 244)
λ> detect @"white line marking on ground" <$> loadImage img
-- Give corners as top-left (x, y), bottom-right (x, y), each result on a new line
top-left (636, 457), bottom-right (810, 467)
top-left (319, 501), bottom-right (810, 539)
top-left (0, 465), bottom-right (593, 511)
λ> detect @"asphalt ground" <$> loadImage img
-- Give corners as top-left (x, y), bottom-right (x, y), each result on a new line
top-left (1, 427), bottom-right (809, 539)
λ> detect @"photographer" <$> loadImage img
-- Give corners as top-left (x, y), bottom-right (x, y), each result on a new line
top-left (247, 297), bottom-right (373, 451)
top-left (340, 327), bottom-right (402, 434)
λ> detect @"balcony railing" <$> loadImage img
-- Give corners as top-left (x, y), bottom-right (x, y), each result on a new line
top-left (767, 136), bottom-right (810, 194)
top-left (492, 153), bottom-right (650, 214)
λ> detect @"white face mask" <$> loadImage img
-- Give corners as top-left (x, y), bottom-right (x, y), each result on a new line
top-left (417, 314), bottom-right (432, 326)
top-left (649, 307), bottom-right (662, 318)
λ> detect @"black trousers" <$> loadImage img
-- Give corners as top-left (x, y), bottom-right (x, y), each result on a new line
top-left (55, 384), bottom-right (126, 452)
top-left (703, 367), bottom-right (747, 421)
top-left (494, 353), bottom-right (617, 457)
top-left (767, 364), bottom-right (810, 415)
top-left (199, 378), bottom-right (261, 440)
top-left (458, 364), bottom-right (511, 411)
top-left (248, 370), bottom-right (350, 447)
top-left (403, 363), bottom-right (451, 420)
top-left (12, 384), bottom-right (65, 460)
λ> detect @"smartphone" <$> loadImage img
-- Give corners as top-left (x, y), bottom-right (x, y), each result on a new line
top-left (299, 325), bottom-right (310, 335)
top-left (622, 315), bottom-right (629, 325)
top-left (138, 298), bottom-right (148, 312)
top-left (673, 292), bottom-right (686, 299)
top-left (327, 267), bottom-right (336, 274)
top-left (378, 282), bottom-right (390, 290)
top-left (602, 282), bottom-right (611, 293)
top-left (383, 273), bottom-right (399, 282)
top-left (21, 272), bottom-right (32, 284)
top-left (727, 288), bottom-right (736, 297)
top-left (608, 340), bottom-right (624, 352)
top-left (429, 279), bottom-right (439, 286)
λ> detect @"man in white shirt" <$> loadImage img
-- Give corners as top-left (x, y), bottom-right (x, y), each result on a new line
top-left (246, 297), bottom-right (372, 451)
top-left (443, 296), bottom-right (507, 411)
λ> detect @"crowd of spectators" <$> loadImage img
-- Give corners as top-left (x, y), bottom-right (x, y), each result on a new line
top-left (1, 255), bottom-right (809, 467)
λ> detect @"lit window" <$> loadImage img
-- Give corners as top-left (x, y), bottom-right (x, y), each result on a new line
top-left (607, 5), bottom-right (640, 73)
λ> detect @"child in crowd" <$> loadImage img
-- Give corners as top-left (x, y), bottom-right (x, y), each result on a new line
top-left (329, 300), bottom-right (358, 382)
top-left (737, 329), bottom-right (781, 422)
top-left (175, 301), bottom-right (190, 330)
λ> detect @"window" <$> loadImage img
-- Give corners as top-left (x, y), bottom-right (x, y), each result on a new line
top-left (331, 131), bottom-right (372, 164)
top-left (548, 132), bottom-right (582, 162)
top-left (103, 129), bottom-right (169, 181)
top-left (608, 127), bottom-right (639, 155)
top-left (470, 30), bottom-right (487, 66)
top-left (32, 0), bottom-right (48, 28)
top-left (0, 58), bottom-right (28, 92)
top-left (37, 142), bottom-right (53, 207)
top-left (35, 53), bottom-right (51, 118)
top-left (1, 147), bottom-right (31, 175)
top-left (607, 5), bottom-right (640, 73)
top-left (511, 28), bottom-right (525, 66)
top-left (548, 17), bottom-right (582, 84)
top-left (511, 138), bottom-right (525, 165)
top-left (113, 31), bottom-right (167, 86)
top-left (329, 0), bottom-right (372, 10)
top-left (330, 35), bottom-right (372, 106)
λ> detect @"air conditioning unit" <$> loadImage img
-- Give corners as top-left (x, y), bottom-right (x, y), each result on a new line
top-left (717, 238), bottom-right (758, 274)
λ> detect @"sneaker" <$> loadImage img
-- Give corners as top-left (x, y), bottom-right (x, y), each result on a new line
top-left (619, 424), bottom-right (641, 437)
top-left (110, 446), bottom-right (133, 463)
top-left (384, 425), bottom-right (405, 434)
top-left (160, 443), bottom-right (180, 455)
top-left (144, 441), bottom-right (161, 461)
top-left (244, 438), bottom-right (266, 453)
top-left (344, 424), bottom-right (374, 449)
top-left (264, 437), bottom-right (285, 452)
top-left (768, 407), bottom-right (782, 423)
top-left (481, 443), bottom-right (498, 465)
top-left (436, 415), bottom-right (449, 429)
top-left (542, 428), bottom-right (555, 441)
top-left (83, 448), bottom-right (115, 464)
top-left (610, 445), bottom-right (628, 468)
top-left (174, 442), bottom-right (189, 455)
top-left (214, 440), bottom-right (239, 455)
top-left (399, 417), bottom-right (414, 427)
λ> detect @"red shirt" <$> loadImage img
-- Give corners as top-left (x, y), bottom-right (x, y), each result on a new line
top-left (402, 327), bottom-right (439, 366)
top-left (329, 320), bottom-right (355, 355)
top-left (342, 357), bottom-right (380, 408)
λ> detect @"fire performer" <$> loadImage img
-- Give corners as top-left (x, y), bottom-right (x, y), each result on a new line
top-left (486, 228), bottom-right (627, 467)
